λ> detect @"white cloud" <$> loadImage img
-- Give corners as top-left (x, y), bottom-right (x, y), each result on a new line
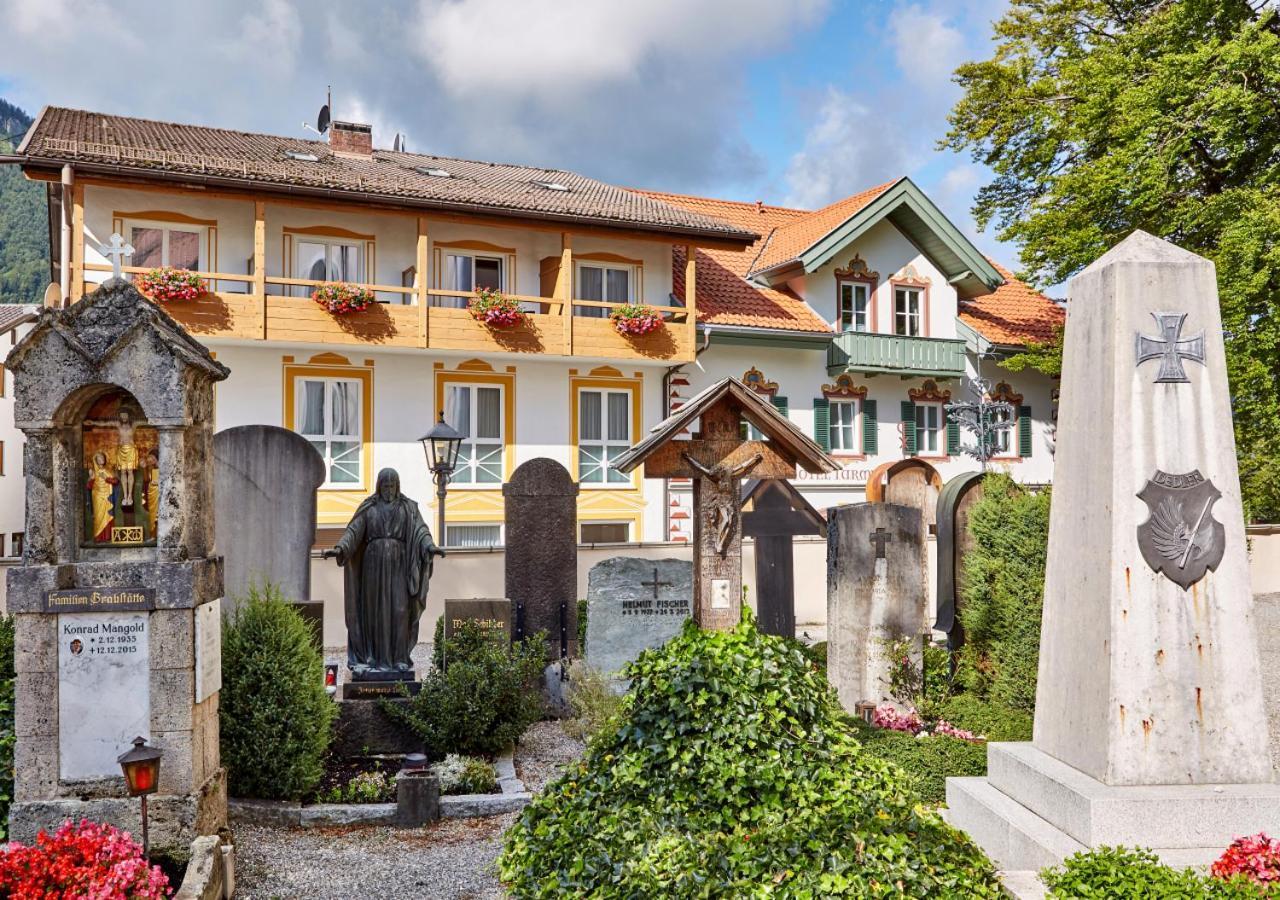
top-left (887, 4), bottom-right (966, 90)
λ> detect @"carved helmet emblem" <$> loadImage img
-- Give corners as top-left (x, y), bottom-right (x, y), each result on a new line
top-left (1136, 470), bottom-right (1225, 590)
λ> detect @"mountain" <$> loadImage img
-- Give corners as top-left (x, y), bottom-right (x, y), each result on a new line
top-left (0, 99), bottom-right (50, 304)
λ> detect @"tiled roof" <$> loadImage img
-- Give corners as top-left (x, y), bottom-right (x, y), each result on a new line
top-left (19, 108), bottom-right (757, 243)
top-left (0, 304), bottom-right (38, 336)
top-left (750, 180), bottom-right (898, 273)
top-left (959, 260), bottom-right (1064, 347)
top-left (638, 191), bottom-right (832, 333)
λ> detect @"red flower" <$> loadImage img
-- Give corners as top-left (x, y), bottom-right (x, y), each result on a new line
top-left (1212, 833), bottom-right (1280, 884)
top-left (0, 819), bottom-right (171, 899)
top-left (138, 267), bottom-right (207, 303)
top-left (313, 282), bottom-right (375, 315)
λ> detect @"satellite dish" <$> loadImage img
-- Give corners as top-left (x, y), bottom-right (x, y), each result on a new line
top-left (316, 104), bottom-right (331, 136)
top-left (393, 133), bottom-right (405, 153)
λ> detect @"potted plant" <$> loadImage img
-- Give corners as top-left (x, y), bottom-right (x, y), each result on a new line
top-left (469, 287), bottom-right (528, 329)
top-left (313, 282), bottom-right (376, 315)
top-left (137, 266), bottom-right (207, 303)
top-left (609, 303), bottom-right (664, 336)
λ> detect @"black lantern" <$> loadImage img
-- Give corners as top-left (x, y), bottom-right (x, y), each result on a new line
top-left (419, 411), bottom-right (464, 543)
top-left (117, 736), bottom-right (162, 858)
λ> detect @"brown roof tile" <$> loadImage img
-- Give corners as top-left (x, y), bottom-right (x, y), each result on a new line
top-left (20, 108), bottom-right (757, 243)
top-left (750, 180), bottom-right (898, 273)
top-left (959, 260), bottom-right (1064, 346)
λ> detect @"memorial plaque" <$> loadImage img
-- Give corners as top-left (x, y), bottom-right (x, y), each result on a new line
top-left (58, 612), bottom-right (150, 780)
top-left (443, 598), bottom-right (512, 642)
top-left (194, 598), bottom-right (222, 704)
top-left (586, 558), bottom-right (692, 687)
top-left (43, 587), bottom-right (155, 614)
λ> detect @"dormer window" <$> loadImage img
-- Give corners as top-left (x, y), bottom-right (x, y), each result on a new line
top-left (533, 180), bottom-right (570, 192)
top-left (417, 167), bottom-right (452, 178)
top-left (285, 150), bottom-right (320, 162)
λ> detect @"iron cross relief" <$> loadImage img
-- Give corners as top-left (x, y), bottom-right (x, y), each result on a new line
top-left (640, 567), bottom-right (673, 599)
top-left (98, 233), bottom-right (135, 280)
top-left (1135, 311), bottom-right (1205, 383)
top-left (869, 527), bottom-right (893, 560)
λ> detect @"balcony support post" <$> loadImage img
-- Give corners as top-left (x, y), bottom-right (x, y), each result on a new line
top-left (70, 183), bottom-right (85, 302)
top-left (417, 216), bottom-right (430, 348)
top-left (254, 201), bottom-right (267, 339)
top-left (684, 243), bottom-right (697, 347)
top-left (558, 232), bottom-right (573, 354)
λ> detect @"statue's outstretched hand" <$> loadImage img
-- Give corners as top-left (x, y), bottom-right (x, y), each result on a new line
top-left (322, 547), bottom-right (346, 566)
top-left (430, 544), bottom-right (447, 559)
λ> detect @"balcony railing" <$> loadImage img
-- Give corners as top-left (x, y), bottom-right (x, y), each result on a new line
top-left (827, 331), bottom-right (967, 378)
top-left (80, 264), bottom-right (695, 363)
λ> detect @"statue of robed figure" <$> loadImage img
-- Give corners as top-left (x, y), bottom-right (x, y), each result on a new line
top-left (323, 468), bottom-right (445, 679)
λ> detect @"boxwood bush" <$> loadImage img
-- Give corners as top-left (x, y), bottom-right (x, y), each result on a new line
top-left (1041, 847), bottom-right (1268, 898)
top-left (221, 584), bottom-right (337, 800)
top-left (499, 614), bottom-right (1001, 897)
top-left (932, 693), bottom-right (1033, 743)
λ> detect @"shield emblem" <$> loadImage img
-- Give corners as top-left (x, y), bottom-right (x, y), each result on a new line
top-left (1136, 469), bottom-right (1225, 590)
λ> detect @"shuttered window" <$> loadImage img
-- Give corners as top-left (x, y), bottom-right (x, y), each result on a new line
top-left (1018, 405), bottom-right (1033, 458)
top-left (863, 399), bottom-right (878, 455)
top-left (813, 398), bottom-right (831, 452)
top-left (900, 401), bottom-right (917, 456)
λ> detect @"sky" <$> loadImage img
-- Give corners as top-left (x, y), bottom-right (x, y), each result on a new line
top-left (0, 0), bottom-right (1022, 270)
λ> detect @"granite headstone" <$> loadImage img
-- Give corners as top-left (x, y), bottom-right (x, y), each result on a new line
top-left (504, 458), bottom-right (578, 658)
top-left (585, 557), bottom-right (692, 688)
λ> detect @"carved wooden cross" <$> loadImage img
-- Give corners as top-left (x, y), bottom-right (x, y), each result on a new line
top-left (99, 233), bottom-right (135, 280)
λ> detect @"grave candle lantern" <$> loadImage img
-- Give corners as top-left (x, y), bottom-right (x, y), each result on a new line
top-left (117, 736), bottom-right (162, 857)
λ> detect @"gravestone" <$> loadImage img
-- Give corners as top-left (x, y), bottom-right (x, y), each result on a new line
top-left (213, 425), bottom-right (325, 623)
top-left (585, 557), bottom-right (691, 687)
top-left (4, 276), bottom-right (229, 852)
top-left (934, 471), bottom-right (986, 650)
top-left (504, 458), bottom-right (578, 658)
top-left (946, 232), bottom-right (1280, 871)
top-left (826, 503), bottom-right (925, 712)
top-left (741, 479), bottom-right (824, 638)
top-left (443, 598), bottom-right (512, 643)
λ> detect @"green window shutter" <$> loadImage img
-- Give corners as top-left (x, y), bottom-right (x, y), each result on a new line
top-left (812, 398), bottom-right (830, 452)
top-left (772, 396), bottom-right (789, 418)
top-left (947, 418), bottom-right (961, 456)
top-left (862, 399), bottom-right (878, 455)
top-left (1018, 405), bottom-right (1033, 458)
top-left (900, 401), bottom-right (917, 457)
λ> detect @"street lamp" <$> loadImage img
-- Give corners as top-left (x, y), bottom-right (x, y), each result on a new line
top-left (420, 411), bottom-right (463, 545)
top-left (117, 736), bottom-right (162, 859)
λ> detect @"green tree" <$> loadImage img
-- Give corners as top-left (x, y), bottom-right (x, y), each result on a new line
top-left (0, 99), bottom-right (49, 305)
top-left (945, 0), bottom-right (1280, 519)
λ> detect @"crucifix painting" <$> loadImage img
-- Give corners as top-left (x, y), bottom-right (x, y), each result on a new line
top-left (613, 378), bottom-right (837, 631)
top-left (81, 389), bottom-right (158, 546)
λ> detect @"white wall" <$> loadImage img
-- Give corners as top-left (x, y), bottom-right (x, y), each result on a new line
top-left (0, 322), bottom-right (34, 559)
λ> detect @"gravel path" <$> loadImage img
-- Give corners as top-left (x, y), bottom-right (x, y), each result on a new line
top-left (234, 721), bottom-right (585, 899)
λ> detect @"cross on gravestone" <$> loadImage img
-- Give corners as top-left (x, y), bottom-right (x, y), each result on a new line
top-left (640, 567), bottom-right (673, 599)
top-left (1135, 311), bottom-right (1205, 383)
top-left (869, 527), bottom-right (893, 559)
top-left (98, 233), bottom-right (135, 280)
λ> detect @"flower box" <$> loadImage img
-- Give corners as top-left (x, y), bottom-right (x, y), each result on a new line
top-left (609, 304), bottom-right (664, 336)
top-left (469, 288), bottom-right (528, 329)
top-left (313, 282), bottom-right (376, 315)
top-left (137, 266), bottom-right (207, 303)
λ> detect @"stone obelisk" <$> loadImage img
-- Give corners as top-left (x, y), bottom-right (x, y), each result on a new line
top-left (946, 231), bottom-right (1280, 874)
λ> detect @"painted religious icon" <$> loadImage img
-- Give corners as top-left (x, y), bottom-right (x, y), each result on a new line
top-left (81, 391), bottom-right (159, 547)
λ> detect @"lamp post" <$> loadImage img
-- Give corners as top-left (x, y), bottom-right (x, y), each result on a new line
top-left (420, 411), bottom-right (463, 545)
top-left (117, 736), bottom-right (162, 859)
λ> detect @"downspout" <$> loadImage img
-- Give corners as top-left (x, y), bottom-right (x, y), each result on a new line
top-left (660, 325), bottom-right (715, 541)
top-left (59, 164), bottom-right (73, 306)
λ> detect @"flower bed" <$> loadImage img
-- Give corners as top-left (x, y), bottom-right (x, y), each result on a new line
top-left (1213, 833), bottom-right (1280, 885)
top-left (469, 288), bottom-right (527, 329)
top-left (0, 820), bottom-right (170, 899)
top-left (137, 266), bottom-right (207, 303)
top-left (609, 303), bottom-right (663, 336)
top-left (313, 282), bottom-right (376, 315)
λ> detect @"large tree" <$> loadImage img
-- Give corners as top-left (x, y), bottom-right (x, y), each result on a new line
top-left (946, 0), bottom-right (1280, 519)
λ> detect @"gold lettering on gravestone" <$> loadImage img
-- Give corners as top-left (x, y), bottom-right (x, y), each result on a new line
top-left (43, 588), bottom-right (156, 613)
top-left (111, 526), bottom-right (145, 545)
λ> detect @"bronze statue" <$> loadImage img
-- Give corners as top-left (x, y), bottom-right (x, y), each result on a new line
top-left (323, 468), bottom-right (445, 679)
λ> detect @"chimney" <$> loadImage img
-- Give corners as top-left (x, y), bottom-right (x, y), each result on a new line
top-left (330, 120), bottom-right (373, 156)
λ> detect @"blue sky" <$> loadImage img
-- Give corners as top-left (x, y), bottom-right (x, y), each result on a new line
top-left (0, 0), bottom-right (1020, 270)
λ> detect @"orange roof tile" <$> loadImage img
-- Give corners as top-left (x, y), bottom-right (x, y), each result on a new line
top-left (958, 260), bottom-right (1064, 347)
top-left (750, 179), bottom-right (898, 273)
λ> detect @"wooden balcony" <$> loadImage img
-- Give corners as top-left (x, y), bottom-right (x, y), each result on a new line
top-left (827, 331), bottom-right (967, 378)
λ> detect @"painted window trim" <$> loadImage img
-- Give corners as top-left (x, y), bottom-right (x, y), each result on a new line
top-left (569, 371), bottom-right (642, 493)
top-left (282, 356), bottom-right (374, 501)
top-left (116, 214), bottom-right (214, 273)
top-left (576, 386), bottom-right (636, 488)
top-left (444, 381), bottom-right (508, 488)
top-left (434, 367), bottom-right (516, 491)
top-left (836, 273), bottom-right (877, 334)
top-left (913, 400), bottom-right (946, 456)
top-left (284, 227), bottom-right (374, 290)
top-left (891, 283), bottom-right (929, 338)
top-left (432, 239), bottom-right (518, 295)
top-left (828, 397), bottom-right (864, 457)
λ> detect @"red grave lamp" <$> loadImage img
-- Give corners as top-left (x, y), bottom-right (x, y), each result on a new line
top-left (117, 736), bottom-right (162, 857)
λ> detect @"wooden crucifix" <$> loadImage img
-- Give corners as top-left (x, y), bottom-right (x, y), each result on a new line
top-left (612, 378), bottom-right (839, 631)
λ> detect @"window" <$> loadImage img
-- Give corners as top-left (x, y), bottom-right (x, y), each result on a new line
top-left (576, 263), bottom-right (632, 318)
top-left (440, 251), bottom-right (504, 309)
top-left (581, 522), bottom-right (630, 543)
top-left (295, 378), bottom-right (362, 486)
top-left (445, 384), bottom-right (504, 485)
top-left (894, 287), bottom-right (923, 337)
top-left (914, 402), bottom-right (943, 454)
top-left (127, 221), bottom-right (204, 271)
top-left (839, 282), bottom-right (870, 332)
top-left (295, 238), bottom-right (364, 297)
top-left (445, 523), bottom-right (502, 548)
top-left (992, 405), bottom-right (1014, 455)
top-left (829, 400), bottom-right (861, 453)
top-left (8, 533), bottom-right (20, 558)
top-left (579, 389), bottom-right (632, 484)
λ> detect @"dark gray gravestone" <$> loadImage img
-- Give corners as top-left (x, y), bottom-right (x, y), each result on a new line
top-left (504, 458), bottom-right (579, 658)
top-left (741, 479), bottom-right (824, 638)
top-left (586, 557), bottom-right (691, 688)
top-left (213, 426), bottom-right (325, 615)
top-left (443, 598), bottom-right (512, 642)
top-left (826, 502), bottom-right (925, 713)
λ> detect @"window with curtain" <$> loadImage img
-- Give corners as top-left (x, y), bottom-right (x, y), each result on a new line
top-left (444, 523), bottom-right (503, 548)
top-left (580, 522), bottom-right (630, 543)
top-left (295, 239), bottom-right (363, 297)
top-left (914, 402), bottom-right (943, 454)
top-left (576, 263), bottom-right (631, 318)
top-left (829, 399), bottom-right (861, 453)
top-left (440, 252), bottom-right (504, 309)
top-left (444, 384), bottom-right (504, 484)
top-left (296, 377), bottom-right (362, 486)
top-left (894, 287), bottom-right (923, 336)
top-left (579, 389), bottom-right (632, 484)
top-left (839, 282), bottom-right (870, 332)
top-left (127, 222), bottom-right (204, 271)
top-left (991, 405), bottom-right (1014, 455)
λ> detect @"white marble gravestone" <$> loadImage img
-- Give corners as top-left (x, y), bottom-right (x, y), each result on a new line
top-left (946, 232), bottom-right (1280, 873)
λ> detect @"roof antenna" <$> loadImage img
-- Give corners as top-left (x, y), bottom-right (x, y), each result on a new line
top-left (393, 133), bottom-right (406, 152)
top-left (302, 86), bottom-right (331, 137)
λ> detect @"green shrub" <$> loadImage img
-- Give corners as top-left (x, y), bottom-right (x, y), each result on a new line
top-left (0, 614), bottom-right (14, 839)
top-left (383, 622), bottom-right (546, 758)
top-left (1041, 847), bottom-right (1267, 898)
top-left (933, 694), bottom-right (1033, 742)
top-left (562, 662), bottom-right (622, 742)
top-left (851, 718), bottom-right (987, 805)
top-left (958, 474), bottom-right (1051, 711)
top-left (434, 754), bottom-right (498, 795)
top-left (319, 770), bottom-right (397, 804)
top-left (500, 614), bottom-right (1000, 897)
top-left (577, 599), bottom-right (587, 655)
top-left (221, 584), bottom-right (336, 800)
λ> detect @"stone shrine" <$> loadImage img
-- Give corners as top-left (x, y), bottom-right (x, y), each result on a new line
top-left (585, 557), bottom-right (692, 689)
top-left (504, 458), bottom-right (579, 658)
top-left (947, 232), bottom-right (1280, 873)
top-left (826, 503), bottom-right (925, 711)
top-left (614, 378), bottom-right (837, 631)
top-left (4, 277), bottom-right (229, 851)
top-left (741, 479), bottom-right (825, 638)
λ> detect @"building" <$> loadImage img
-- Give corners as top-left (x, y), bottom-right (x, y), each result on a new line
top-left (4, 107), bottom-right (1061, 564)
top-left (0, 306), bottom-right (38, 561)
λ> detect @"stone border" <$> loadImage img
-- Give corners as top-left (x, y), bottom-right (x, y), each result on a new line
top-left (174, 834), bottom-right (229, 900)
top-left (228, 747), bottom-right (531, 827)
